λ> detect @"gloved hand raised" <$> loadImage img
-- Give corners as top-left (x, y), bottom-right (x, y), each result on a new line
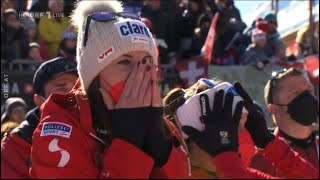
top-left (233, 82), bottom-right (275, 149)
top-left (182, 90), bottom-right (243, 157)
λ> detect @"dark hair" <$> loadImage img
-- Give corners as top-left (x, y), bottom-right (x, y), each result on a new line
top-left (87, 76), bottom-right (112, 145)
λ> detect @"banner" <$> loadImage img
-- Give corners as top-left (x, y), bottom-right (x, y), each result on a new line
top-left (1, 71), bottom-right (35, 110)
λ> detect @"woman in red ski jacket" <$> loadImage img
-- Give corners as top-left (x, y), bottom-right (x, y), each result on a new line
top-left (163, 78), bottom-right (318, 179)
top-left (29, 1), bottom-right (190, 178)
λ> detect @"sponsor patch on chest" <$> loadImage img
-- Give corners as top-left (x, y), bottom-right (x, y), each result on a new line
top-left (40, 122), bottom-right (72, 138)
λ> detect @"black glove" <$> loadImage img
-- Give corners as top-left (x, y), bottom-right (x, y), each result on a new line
top-left (233, 82), bottom-right (275, 149)
top-left (110, 107), bottom-right (151, 149)
top-left (143, 107), bottom-right (172, 167)
top-left (182, 90), bottom-right (243, 157)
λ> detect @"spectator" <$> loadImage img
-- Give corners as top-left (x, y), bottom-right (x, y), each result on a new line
top-left (20, 12), bottom-right (49, 60)
top-left (122, 0), bottom-right (143, 14)
top-left (177, 0), bottom-right (205, 52)
top-left (1, 9), bottom-right (29, 61)
top-left (57, 29), bottom-right (76, 61)
top-left (29, 1), bottom-right (189, 178)
top-left (295, 25), bottom-right (319, 58)
top-left (212, 0), bottom-right (246, 64)
top-left (22, 42), bottom-right (43, 71)
top-left (255, 17), bottom-right (269, 33)
top-left (141, 0), bottom-right (178, 63)
top-left (250, 68), bottom-right (319, 176)
top-left (270, 40), bottom-right (288, 64)
top-left (1, 97), bottom-right (27, 139)
top-left (163, 78), bottom-right (319, 178)
top-left (225, 0), bottom-right (241, 22)
top-left (1, 57), bottom-right (78, 179)
top-left (240, 28), bottom-right (269, 69)
top-left (263, 11), bottom-right (281, 57)
top-left (28, 42), bottom-right (42, 61)
top-left (38, 0), bottom-right (69, 59)
top-left (28, 0), bottom-right (49, 24)
top-left (191, 13), bottom-right (211, 56)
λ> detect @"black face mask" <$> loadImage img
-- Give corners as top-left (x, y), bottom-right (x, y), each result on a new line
top-left (277, 91), bottom-right (319, 126)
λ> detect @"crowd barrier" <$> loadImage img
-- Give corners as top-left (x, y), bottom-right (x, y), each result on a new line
top-left (209, 64), bottom-right (276, 127)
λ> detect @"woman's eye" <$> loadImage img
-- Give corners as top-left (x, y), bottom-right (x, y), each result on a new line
top-left (117, 59), bottom-right (130, 65)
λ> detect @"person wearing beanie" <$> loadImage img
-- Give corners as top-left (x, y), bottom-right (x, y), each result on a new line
top-left (22, 42), bottom-right (43, 71)
top-left (1, 97), bottom-right (27, 138)
top-left (240, 28), bottom-right (270, 69)
top-left (255, 17), bottom-right (268, 33)
top-left (57, 28), bottom-right (77, 61)
top-left (263, 11), bottom-right (281, 57)
top-left (20, 12), bottom-right (49, 60)
top-left (1, 8), bottom-right (29, 61)
top-left (1, 57), bottom-right (78, 179)
top-left (29, 1), bottom-right (189, 179)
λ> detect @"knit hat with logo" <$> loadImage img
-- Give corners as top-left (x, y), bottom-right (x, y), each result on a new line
top-left (71, 1), bottom-right (157, 91)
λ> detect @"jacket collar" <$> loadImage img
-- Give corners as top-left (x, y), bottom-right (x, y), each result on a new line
top-left (40, 78), bottom-right (96, 136)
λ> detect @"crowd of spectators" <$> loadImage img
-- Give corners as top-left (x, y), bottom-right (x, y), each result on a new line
top-left (1, 0), bottom-right (319, 71)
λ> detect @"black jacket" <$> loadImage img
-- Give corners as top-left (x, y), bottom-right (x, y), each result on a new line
top-left (14, 107), bottom-right (40, 144)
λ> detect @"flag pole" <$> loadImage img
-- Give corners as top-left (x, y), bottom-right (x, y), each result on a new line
top-left (309, 0), bottom-right (315, 55)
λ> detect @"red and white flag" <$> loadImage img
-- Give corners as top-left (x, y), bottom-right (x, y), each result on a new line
top-left (201, 13), bottom-right (219, 64)
top-left (304, 55), bottom-right (319, 86)
top-left (175, 56), bottom-right (209, 87)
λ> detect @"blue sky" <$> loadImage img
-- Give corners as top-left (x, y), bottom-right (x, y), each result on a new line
top-left (234, 0), bottom-right (267, 18)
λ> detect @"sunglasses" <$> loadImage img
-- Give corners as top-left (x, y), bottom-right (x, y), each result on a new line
top-left (83, 12), bottom-right (141, 47)
top-left (268, 68), bottom-right (287, 104)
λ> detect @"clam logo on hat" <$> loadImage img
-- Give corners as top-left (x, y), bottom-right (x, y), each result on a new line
top-left (115, 21), bottom-right (150, 38)
top-left (97, 46), bottom-right (114, 63)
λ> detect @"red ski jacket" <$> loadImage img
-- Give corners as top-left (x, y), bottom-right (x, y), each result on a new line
top-left (214, 136), bottom-right (319, 179)
top-left (1, 133), bottom-right (30, 179)
top-left (29, 81), bottom-right (190, 179)
top-left (249, 127), bottom-right (319, 178)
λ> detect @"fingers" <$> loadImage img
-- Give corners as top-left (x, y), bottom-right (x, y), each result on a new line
top-left (131, 59), bottom-right (149, 98)
top-left (143, 83), bottom-right (152, 106)
top-left (151, 65), bottom-right (162, 107)
top-left (233, 101), bottom-right (244, 127)
top-left (233, 82), bottom-right (253, 103)
top-left (224, 92), bottom-right (234, 122)
top-left (233, 82), bottom-right (255, 111)
top-left (181, 126), bottom-right (201, 139)
top-left (99, 88), bottom-right (115, 110)
top-left (137, 65), bottom-right (151, 102)
top-left (212, 90), bottom-right (224, 116)
top-left (121, 61), bottom-right (140, 97)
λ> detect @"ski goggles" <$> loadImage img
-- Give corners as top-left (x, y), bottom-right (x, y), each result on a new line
top-left (267, 68), bottom-right (288, 104)
top-left (83, 12), bottom-right (141, 47)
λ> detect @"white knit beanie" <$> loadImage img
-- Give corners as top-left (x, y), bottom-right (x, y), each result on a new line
top-left (71, 1), bottom-right (157, 90)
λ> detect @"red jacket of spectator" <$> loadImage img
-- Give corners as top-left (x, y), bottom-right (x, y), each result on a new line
top-left (249, 127), bottom-right (319, 178)
top-left (1, 132), bottom-right (31, 179)
top-left (214, 135), bottom-right (319, 179)
top-left (29, 81), bottom-right (190, 179)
